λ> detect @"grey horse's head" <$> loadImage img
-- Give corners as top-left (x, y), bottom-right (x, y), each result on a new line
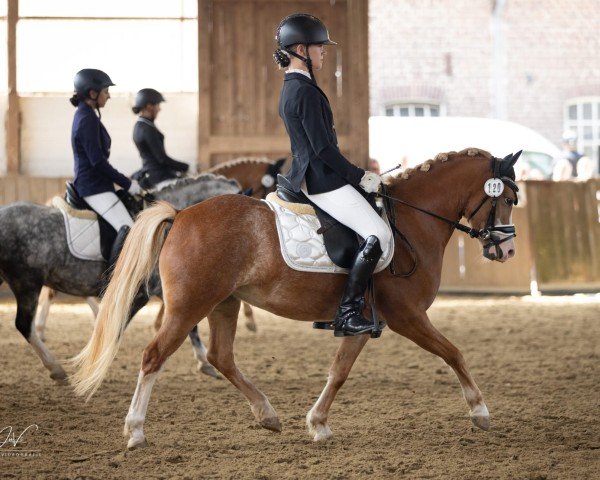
top-left (151, 174), bottom-right (241, 210)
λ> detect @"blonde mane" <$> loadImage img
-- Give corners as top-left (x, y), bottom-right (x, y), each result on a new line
top-left (206, 156), bottom-right (273, 173)
top-left (387, 148), bottom-right (492, 184)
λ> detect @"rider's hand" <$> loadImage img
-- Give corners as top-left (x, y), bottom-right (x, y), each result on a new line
top-left (359, 171), bottom-right (382, 193)
top-left (128, 179), bottom-right (143, 196)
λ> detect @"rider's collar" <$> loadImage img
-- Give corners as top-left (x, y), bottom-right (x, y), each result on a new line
top-left (286, 69), bottom-right (311, 80)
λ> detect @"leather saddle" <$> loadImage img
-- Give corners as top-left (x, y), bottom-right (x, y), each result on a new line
top-left (64, 182), bottom-right (142, 261)
top-left (276, 174), bottom-right (362, 268)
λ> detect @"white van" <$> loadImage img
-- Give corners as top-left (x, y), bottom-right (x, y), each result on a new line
top-left (369, 117), bottom-right (561, 180)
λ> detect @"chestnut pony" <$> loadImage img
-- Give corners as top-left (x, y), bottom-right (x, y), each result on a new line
top-left (72, 148), bottom-right (519, 448)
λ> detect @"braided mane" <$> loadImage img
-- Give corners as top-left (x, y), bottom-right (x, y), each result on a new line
top-left (386, 148), bottom-right (492, 185)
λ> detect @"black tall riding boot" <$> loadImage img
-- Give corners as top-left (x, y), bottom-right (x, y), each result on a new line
top-left (333, 235), bottom-right (383, 337)
top-left (101, 226), bottom-right (130, 295)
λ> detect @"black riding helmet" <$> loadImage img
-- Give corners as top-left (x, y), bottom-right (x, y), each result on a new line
top-left (275, 13), bottom-right (336, 82)
top-left (74, 68), bottom-right (115, 99)
top-left (133, 88), bottom-right (165, 111)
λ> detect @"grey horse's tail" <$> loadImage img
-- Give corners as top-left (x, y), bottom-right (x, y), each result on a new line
top-left (70, 201), bottom-right (177, 400)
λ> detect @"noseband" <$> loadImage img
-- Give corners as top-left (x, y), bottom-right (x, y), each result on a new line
top-left (379, 155), bottom-right (519, 273)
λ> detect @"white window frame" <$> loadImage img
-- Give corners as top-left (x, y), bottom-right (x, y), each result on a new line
top-left (564, 97), bottom-right (600, 169)
top-left (383, 101), bottom-right (445, 118)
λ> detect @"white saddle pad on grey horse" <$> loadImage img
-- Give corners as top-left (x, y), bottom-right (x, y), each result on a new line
top-left (264, 192), bottom-right (394, 274)
top-left (52, 196), bottom-right (104, 262)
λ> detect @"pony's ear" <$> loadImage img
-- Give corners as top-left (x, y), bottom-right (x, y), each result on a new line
top-left (510, 150), bottom-right (522, 167)
top-left (500, 150), bottom-right (522, 178)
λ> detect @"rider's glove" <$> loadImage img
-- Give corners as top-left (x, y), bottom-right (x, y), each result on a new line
top-left (128, 179), bottom-right (143, 196)
top-left (359, 172), bottom-right (382, 193)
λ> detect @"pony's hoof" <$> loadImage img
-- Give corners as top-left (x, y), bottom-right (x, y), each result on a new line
top-left (245, 321), bottom-right (257, 333)
top-left (313, 427), bottom-right (334, 442)
top-left (127, 437), bottom-right (148, 450)
top-left (50, 369), bottom-right (68, 383)
top-left (260, 417), bottom-right (282, 432)
top-left (198, 363), bottom-right (221, 379)
top-left (471, 414), bottom-right (490, 431)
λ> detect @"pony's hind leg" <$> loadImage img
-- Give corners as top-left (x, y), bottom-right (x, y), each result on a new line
top-left (390, 312), bottom-right (490, 431)
top-left (124, 305), bottom-right (200, 449)
top-left (14, 285), bottom-right (67, 382)
top-left (242, 301), bottom-right (257, 332)
top-left (151, 300), bottom-right (219, 378)
top-left (307, 335), bottom-right (369, 441)
top-left (188, 326), bottom-right (220, 378)
top-left (207, 296), bottom-right (281, 432)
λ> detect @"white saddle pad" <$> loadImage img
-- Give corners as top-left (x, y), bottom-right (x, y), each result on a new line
top-left (264, 193), bottom-right (394, 274)
top-left (52, 196), bottom-right (104, 262)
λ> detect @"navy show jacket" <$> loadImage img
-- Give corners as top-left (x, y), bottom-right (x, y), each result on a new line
top-left (278, 72), bottom-right (364, 194)
top-left (71, 102), bottom-right (131, 197)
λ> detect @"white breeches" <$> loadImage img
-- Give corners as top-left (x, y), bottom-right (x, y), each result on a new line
top-left (83, 191), bottom-right (134, 231)
top-left (302, 184), bottom-right (392, 249)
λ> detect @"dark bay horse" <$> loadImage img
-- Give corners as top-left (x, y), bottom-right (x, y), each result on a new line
top-left (35, 157), bottom-right (287, 340)
top-left (0, 174), bottom-right (240, 382)
top-left (72, 148), bottom-right (519, 448)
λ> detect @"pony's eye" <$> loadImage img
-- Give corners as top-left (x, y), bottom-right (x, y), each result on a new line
top-left (504, 198), bottom-right (514, 206)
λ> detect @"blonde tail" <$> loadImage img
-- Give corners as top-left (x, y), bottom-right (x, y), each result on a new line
top-left (70, 201), bottom-right (177, 400)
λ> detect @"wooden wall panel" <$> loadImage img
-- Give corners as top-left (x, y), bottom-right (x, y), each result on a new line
top-left (0, 175), bottom-right (70, 206)
top-left (198, 0), bottom-right (368, 169)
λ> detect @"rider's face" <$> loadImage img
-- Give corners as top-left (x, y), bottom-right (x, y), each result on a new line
top-left (93, 88), bottom-right (110, 108)
top-left (308, 44), bottom-right (326, 70)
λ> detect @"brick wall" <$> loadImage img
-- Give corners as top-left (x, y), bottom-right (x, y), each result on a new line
top-left (369, 0), bottom-right (600, 147)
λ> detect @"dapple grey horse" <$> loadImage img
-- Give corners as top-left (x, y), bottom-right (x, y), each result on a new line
top-left (0, 174), bottom-right (240, 382)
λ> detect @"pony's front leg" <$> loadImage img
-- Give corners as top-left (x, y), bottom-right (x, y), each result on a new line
top-left (388, 311), bottom-right (490, 431)
top-left (34, 286), bottom-right (55, 342)
top-left (307, 335), bottom-right (369, 441)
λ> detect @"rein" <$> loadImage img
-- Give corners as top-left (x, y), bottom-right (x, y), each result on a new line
top-left (379, 156), bottom-right (519, 276)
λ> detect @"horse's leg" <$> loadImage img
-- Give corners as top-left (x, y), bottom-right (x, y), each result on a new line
top-left (153, 302), bottom-right (164, 332)
top-left (14, 286), bottom-right (67, 382)
top-left (123, 368), bottom-right (161, 449)
top-left (207, 296), bottom-right (281, 432)
top-left (306, 335), bottom-right (369, 441)
top-left (390, 312), bottom-right (490, 431)
top-left (242, 301), bottom-right (257, 332)
top-left (124, 305), bottom-right (200, 449)
top-left (188, 326), bottom-right (220, 379)
top-left (150, 300), bottom-right (217, 378)
top-left (86, 297), bottom-right (99, 318)
top-left (34, 286), bottom-right (56, 342)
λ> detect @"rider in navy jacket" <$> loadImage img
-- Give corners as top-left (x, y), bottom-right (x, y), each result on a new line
top-left (72, 102), bottom-right (132, 197)
top-left (69, 69), bottom-right (143, 291)
top-left (275, 14), bottom-right (390, 338)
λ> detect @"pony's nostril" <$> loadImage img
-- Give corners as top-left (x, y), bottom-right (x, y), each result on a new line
top-left (507, 249), bottom-right (515, 258)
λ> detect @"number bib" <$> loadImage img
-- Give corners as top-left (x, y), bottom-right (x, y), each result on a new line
top-left (484, 178), bottom-right (504, 197)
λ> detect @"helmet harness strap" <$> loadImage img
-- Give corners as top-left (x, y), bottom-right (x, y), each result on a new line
top-left (284, 45), bottom-right (316, 83)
